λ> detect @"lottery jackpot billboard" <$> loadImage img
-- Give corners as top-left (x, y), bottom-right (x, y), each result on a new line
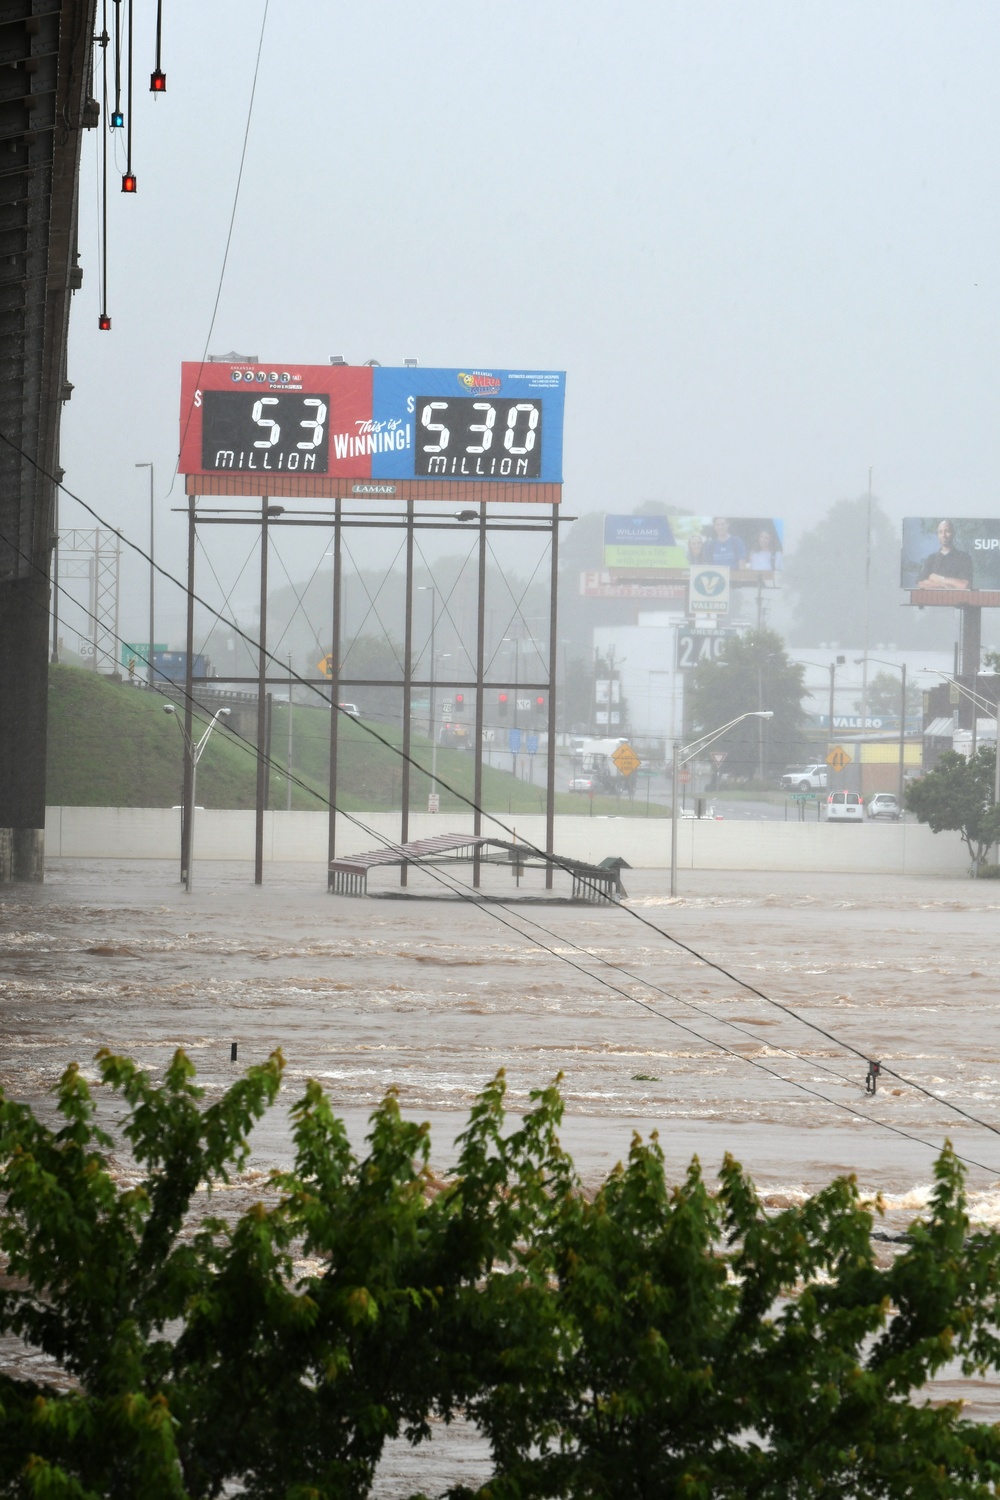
top-left (179, 362), bottom-right (565, 500)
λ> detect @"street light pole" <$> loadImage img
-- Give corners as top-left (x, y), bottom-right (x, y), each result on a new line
top-left (856, 656), bottom-right (908, 805)
top-left (897, 661), bottom-right (907, 804)
top-left (163, 704), bottom-right (230, 892)
top-left (670, 739), bottom-right (679, 897)
top-left (670, 710), bottom-right (773, 897)
top-left (135, 462), bottom-right (154, 686)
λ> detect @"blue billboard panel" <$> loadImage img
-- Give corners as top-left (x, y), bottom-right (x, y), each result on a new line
top-left (371, 368), bottom-right (565, 483)
top-left (603, 516), bottom-right (684, 568)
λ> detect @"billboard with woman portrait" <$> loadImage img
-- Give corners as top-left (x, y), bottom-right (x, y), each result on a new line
top-left (603, 515), bottom-right (783, 574)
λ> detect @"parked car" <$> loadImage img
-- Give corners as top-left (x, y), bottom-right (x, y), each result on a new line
top-left (780, 764), bottom-right (828, 792)
top-left (825, 790), bottom-right (864, 822)
top-left (569, 776), bottom-right (595, 792)
top-left (867, 792), bottom-right (901, 820)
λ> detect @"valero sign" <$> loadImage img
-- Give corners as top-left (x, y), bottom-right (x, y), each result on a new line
top-left (689, 565), bottom-right (730, 614)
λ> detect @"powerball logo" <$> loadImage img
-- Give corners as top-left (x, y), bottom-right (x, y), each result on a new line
top-left (458, 371), bottom-right (502, 395)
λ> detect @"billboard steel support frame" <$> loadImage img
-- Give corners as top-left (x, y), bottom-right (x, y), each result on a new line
top-left (179, 496), bottom-right (564, 890)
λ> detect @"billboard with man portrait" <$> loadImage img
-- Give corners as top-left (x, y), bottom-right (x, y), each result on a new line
top-left (901, 518), bottom-right (1000, 592)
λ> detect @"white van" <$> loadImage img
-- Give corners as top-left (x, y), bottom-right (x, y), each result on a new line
top-left (825, 790), bottom-right (864, 823)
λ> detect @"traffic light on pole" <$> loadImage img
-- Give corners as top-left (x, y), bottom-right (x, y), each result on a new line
top-left (498, 691), bottom-right (508, 718)
top-left (535, 694), bottom-right (546, 720)
top-left (454, 692), bottom-right (465, 715)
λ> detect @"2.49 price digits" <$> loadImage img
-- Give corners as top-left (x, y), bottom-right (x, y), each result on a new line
top-left (415, 397), bottom-right (542, 478)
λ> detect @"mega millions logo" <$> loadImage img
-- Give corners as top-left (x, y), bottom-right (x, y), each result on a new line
top-left (458, 371), bottom-right (502, 395)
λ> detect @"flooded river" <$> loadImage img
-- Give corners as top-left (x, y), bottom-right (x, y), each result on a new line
top-left (3, 856), bottom-right (1000, 1486)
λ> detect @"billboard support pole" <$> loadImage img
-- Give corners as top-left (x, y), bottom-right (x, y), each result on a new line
top-left (254, 499), bottom-right (270, 885)
top-left (959, 605), bottom-right (981, 680)
top-left (400, 501), bottom-right (414, 885)
top-left (545, 500), bottom-right (559, 888)
top-left (473, 508), bottom-right (487, 887)
top-left (181, 495), bottom-right (196, 885)
top-left (327, 498), bottom-right (342, 865)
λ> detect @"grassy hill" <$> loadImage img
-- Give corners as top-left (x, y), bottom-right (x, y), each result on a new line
top-left (47, 665), bottom-right (665, 816)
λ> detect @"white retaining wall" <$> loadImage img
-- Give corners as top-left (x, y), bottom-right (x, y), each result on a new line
top-left (44, 807), bottom-right (972, 877)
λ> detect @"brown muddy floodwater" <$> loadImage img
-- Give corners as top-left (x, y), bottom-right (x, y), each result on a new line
top-left (3, 856), bottom-right (1000, 1489)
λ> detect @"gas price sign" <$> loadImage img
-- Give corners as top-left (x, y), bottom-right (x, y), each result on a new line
top-left (179, 363), bottom-right (565, 499)
top-left (676, 629), bottom-right (737, 669)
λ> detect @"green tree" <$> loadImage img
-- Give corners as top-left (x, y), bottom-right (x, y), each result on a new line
top-left (906, 745), bottom-right (1000, 872)
top-left (5, 1057), bottom-right (1000, 1498)
top-left (786, 495), bottom-right (951, 650)
top-left (685, 628), bottom-right (808, 782)
top-left (854, 669), bottom-right (922, 721)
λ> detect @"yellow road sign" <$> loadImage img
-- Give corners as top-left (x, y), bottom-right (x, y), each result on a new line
top-left (612, 742), bottom-right (641, 777)
top-left (826, 745), bottom-right (852, 773)
top-left (316, 653), bottom-right (334, 679)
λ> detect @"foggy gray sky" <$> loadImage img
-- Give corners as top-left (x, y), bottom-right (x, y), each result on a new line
top-left (58, 0), bottom-right (1000, 644)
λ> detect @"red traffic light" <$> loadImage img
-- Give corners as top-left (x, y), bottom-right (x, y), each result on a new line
top-left (121, 173), bottom-right (137, 193)
top-left (498, 692), bottom-right (508, 717)
top-left (150, 69), bottom-right (166, 92)
top-left (98, 312), bottom-right (111, 330)
top-left (454, 692), bottom-right (465, 713)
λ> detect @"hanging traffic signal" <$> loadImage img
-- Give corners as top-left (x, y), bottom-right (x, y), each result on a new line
top-left (110, 110), bottom-right (124, 128)
top-left (121, 173), bottom-right (137, 193)
top-left (535, 694), bottom-right (546, 719)
top-left (98, 312), bottom-right (111, 331)
top-left (454, 692), bottom-right (465, 715)
top-left (498, 692), bottom-right (508, 718)
top-left (150, 69), bottom-right (166, 92)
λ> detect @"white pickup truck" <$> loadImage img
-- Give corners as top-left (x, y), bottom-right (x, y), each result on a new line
top-left (779, 764), bottom-right (828, 792)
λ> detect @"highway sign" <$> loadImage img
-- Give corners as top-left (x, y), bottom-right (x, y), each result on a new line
top-left (826, 745), bottom-right (852, 772)
top-left (612, 742), bottom-right (641, 777)
top-left (120, 641), bottom-right (167, 667)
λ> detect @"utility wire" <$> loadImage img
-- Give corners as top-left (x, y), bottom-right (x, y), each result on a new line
top-left (173, 0), bottom-right (269, 493)
top-left (8, 436), bottom-right (1000, 1162)
top-left (24, 519), bottom-right (1000, 1178)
